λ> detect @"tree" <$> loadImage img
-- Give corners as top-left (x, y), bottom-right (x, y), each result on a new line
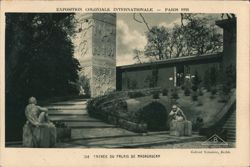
top-left (183, 18), bottom-right (223, 56)
top-left (137, 14), bottom-right (223, 61)
top-left (6, 13), bottom-right (80, 104)
top-left (170, 25), bottom-right (186, 57)
top-left (5, 13), bottom-right (81, 141)
top-left (144, 26), bottom-right (171, 60)
top-left (132, 49), bottom-right (143, 64)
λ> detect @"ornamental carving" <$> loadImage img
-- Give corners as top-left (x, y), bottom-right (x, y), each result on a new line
top-left (93, 21), bottom-right (116, 58)
top-left (92, 66), bottom-right (116, 97)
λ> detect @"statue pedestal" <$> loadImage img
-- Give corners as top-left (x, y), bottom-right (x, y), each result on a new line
top-left (22, 123), bottom-right (57, 148)
top-left (170, 120), bottom-right (192, 137)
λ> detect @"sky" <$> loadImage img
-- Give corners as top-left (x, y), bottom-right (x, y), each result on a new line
top-left (116, 13), bottom-right (221, 66)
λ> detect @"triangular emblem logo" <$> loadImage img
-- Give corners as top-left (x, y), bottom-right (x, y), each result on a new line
top-left (202, 134), bottom-right (228, 146)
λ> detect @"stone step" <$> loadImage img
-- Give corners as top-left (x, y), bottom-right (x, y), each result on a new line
top-left (50, 115), bottom-right (99, 122)
top-left (52, 119), bottom-right (100, 122)
top-left (223, 125), bottom-right (236, 129)
top-left (227, 134), bottom-right (236, 138)
top-left (226, 116), bottom-right (235, 120)
top-left (63, 134), bottom-right (205, 148)
top-left (227, 131), bottom-right (236, 135)
top-left (224, 123), bottom-right (235, 126)
top-left (224, 121), bottom-right (235, 125)
top-left (226, 118), bottom-right (235, 122)
top-left (47, 106), bottom-right (87, 110)
top-left (227, 135), bottom-right (236, 139)
top-left (71, 127), bottom-right (137, 140)
top-left (227, 137), bottom-right (236, 142)
top-left (49, 114), bottom-right (87, 117)
top-left (70, 130), bottom-right (200, 141)
top-left (223, 126), bottom-right (235, 130)
top-left (227, 139), bottom-right (235, 142)
top-left (227, 135), bottom-right (235, 140)
top-left (226, 121), bottom-right (235, 124)
top-left (224, 127), bottom-right (235, 131)
top-left (47, 101), bottom-right (87, 106)
top-left (48, 109), bottom-right (87, 115)
top-left (227, 127), bottom-right (235, 131)
top-left (223, 128), bottom-right (236, 133)
top-left (228, 134), bottom-right (236, 138)
top-left (65, 121), bottom-right (117, 128)
top-left (225, 129), bottom-right (236, 133)
top-left (229, 114), bottom-right (236, 117)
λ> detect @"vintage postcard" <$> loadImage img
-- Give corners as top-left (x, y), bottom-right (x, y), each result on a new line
top-left (0, 0), bottom-right (249, 166)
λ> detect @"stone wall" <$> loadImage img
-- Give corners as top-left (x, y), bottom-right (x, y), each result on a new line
top-left (87, 88), bottom-right (166, 133)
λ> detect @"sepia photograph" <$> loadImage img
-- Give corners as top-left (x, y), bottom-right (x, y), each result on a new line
top-left (0, 1), bottom-right (249, 167)
top-left (5, 13), bottom-right (236, 148)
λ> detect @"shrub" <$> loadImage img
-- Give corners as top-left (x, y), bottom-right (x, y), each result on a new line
top-left (210, 86), bottom-right (217, 99)
top-left (184, 87), bottom-right (191, 96)
top-left (198, 88), bottom-right (203, 96)
top-left (211, 86), bottom-right (217, 95)
top-left (218, 86), bottom-right (229, 103)
top-left (184, 79), bottom-right (191, 96)
top-left (197, 98), bottom-right (203, 106)
top-left (192, 85), bottom-right (198, 91)
top-left (193, 116), bottom-right (204, 130)
top-left (191, 91), bottom-right (198, 101)
top-left (171, 88), bottom-right (179, 99)
top-left (128, 91), bottom-right (145, 98)
top-left (162, 88), bottom-right (168, 96)
top-left (152, 91), bottom-right (160, 99)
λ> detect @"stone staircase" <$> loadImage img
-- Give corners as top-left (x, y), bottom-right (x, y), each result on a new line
top-left (43, 97), bottom-right (205, 148)
top-left (45, 98), bottom-right (136, 141)
top-left (222, 109), bottom-right (236, 142)
top-left (199, 90), bottom-right (236, 144)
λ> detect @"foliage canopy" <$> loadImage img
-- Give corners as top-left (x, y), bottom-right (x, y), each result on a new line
top-left (6, 13), bottom-right (80, 104)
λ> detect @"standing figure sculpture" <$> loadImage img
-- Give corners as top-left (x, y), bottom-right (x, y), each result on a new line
top-left (23, 97), bottom-right (56, 147)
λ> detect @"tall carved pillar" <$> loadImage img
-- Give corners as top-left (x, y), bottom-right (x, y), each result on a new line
top-left (73, 13), bottom-right (116, 97)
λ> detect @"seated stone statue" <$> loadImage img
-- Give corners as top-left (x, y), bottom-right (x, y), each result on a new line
top-left (169, 105), bottom-right (186, 122)
top-left (169, 105), bottom-right (192, 136)
top-left (23, 97), bottom-right (56, 147)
